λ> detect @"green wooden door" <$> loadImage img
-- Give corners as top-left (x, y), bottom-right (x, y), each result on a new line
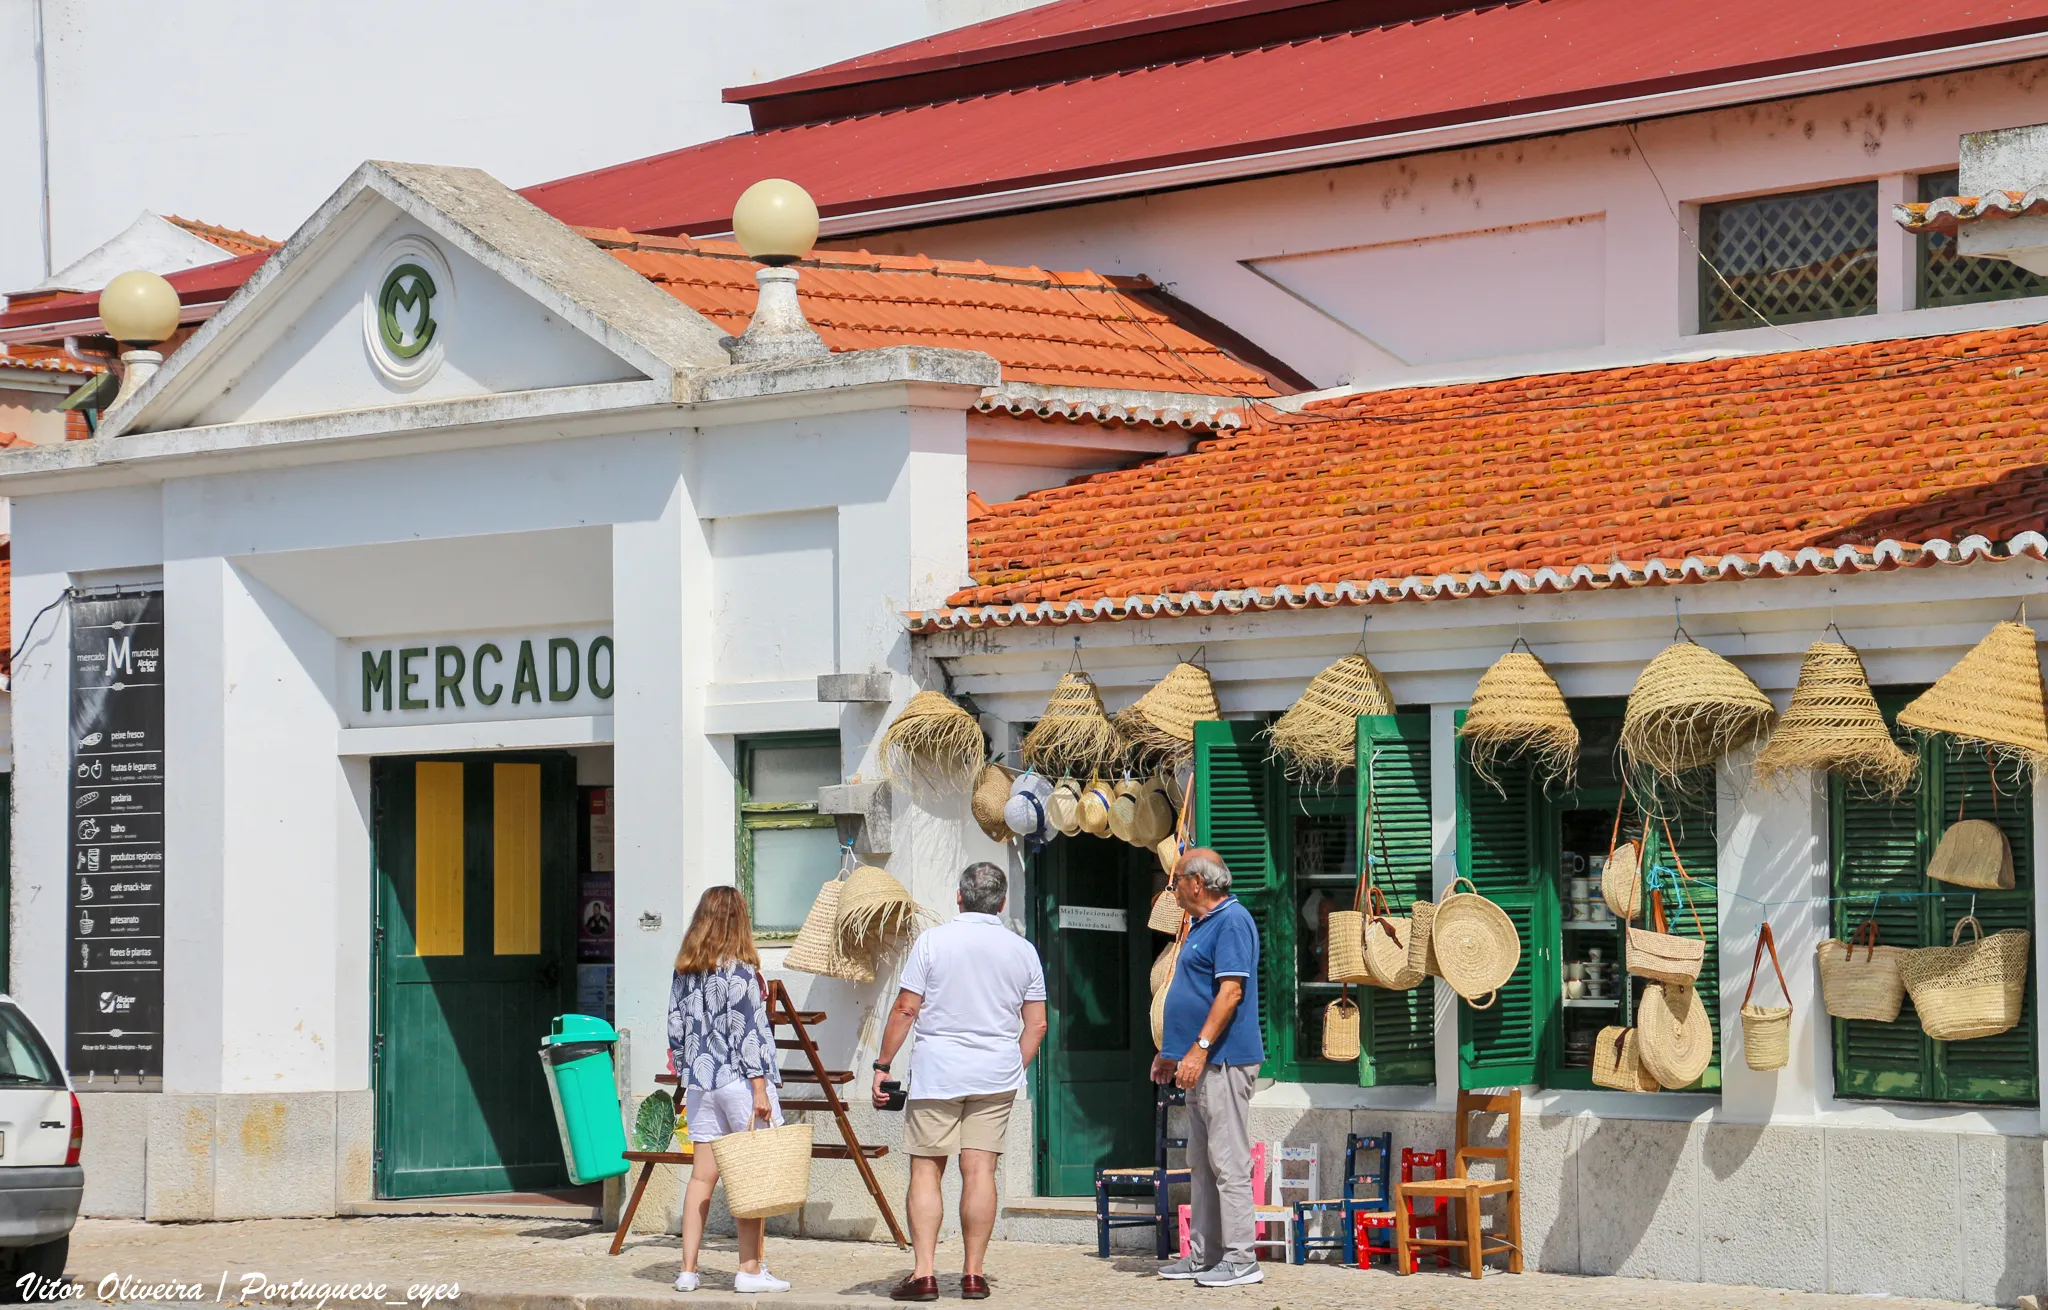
top-left (1456, 719), bottom-right (1558, 1087)
top-left (1033, 837), bottom-right (1154, 1196)
top-left (374, 754), bottom-right (578, 1198)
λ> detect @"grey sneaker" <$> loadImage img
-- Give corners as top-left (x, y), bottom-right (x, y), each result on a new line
top-left (1194, 1261), bottom-right (1264, 1288)
top-left (1156, 1257), bottom-right (1210, 1280)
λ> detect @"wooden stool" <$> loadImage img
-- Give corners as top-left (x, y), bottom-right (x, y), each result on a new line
top-left (1394, 1091), bottom-right (1522, 1279)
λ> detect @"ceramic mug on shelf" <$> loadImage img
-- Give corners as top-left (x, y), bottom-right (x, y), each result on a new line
top-left (1562, 852), bottom-right (1587, 876)
top-left (1567, 962), bottom-right (1585, 981)
top-left (1565, 979), bottom-right (1586, 999)
top-left (1569, 876), bottom-right (1593, 901)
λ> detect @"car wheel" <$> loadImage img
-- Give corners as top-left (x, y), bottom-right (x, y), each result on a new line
top-left (0, 1236), bottom-right (68, 1304)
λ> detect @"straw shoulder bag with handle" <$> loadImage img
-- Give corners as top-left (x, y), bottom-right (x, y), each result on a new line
top-left (1816, 919), bottom-right (1905, 1021)
top-left (1362, 889), bottom-right (1425, 990)
top-left (1926, 796), bottom-right (2015, 891)
top-left (1739, 922), bottom-right (1792, 1072)
top-left (784, 859), bottom-right (875, 983)
top-left (1327, 790), bottom-right (1379, 984)
top-left (1591, 1025), bottom-right (1660, 1092)
top-left (1150, 914), bottom-right (1192, 1049)
top-left (1323, 988), bottom-right (1362, 1061)
top-left (712, 1117), bottom-right (815, 1219)
top-left (1625, 821), bottom-right (1706, 986)
top-left (1431, 876), bottom-right (1520, 1006)
top-left (1601, 790), bottom-right (1646, 921)
top-left (1899, 915), bottom-right (2032, 1041)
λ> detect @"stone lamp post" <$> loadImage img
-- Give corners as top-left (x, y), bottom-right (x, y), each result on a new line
top-left (728, 178), bottom-right (830, 363)
top-left (99, 268), bottom-right (182, 411)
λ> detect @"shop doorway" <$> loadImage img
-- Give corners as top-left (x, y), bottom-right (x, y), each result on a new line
top-left (372, 754), bottom-right (578, 1199)
top-left (1031, 838), bottom-right (1156, 1196)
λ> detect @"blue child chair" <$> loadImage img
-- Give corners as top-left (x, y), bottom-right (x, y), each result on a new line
top-left (1291, 1131), bottom-right (1392, 1264)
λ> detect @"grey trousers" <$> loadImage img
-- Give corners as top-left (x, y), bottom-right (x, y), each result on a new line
top-left (1184, 1061), bottom-right (1260, 1267)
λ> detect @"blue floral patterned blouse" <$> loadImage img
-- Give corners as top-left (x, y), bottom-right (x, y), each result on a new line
top-left (668, 963), bottom-right (781, 1093)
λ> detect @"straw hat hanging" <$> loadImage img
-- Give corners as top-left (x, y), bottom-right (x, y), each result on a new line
top-left (1078, 779), bottom-right (1116, 837)
top-left (1003, 771), bottom-right (1055, 841)
top-left (880, 691), bottom-right (985, 792)
top-left (1046, 779), bottom-right (1083, 836)
top-left (1753, 640), bottom-right (1915, 797)
top-left (1108, 779), bottom-right (1143, 844)
top-left (1128, 776), bottom-right (1177, 848)
top-left (1269, 652), bottom-right (1394, 783)
top-left (786, 863), bottom-right (876, 983)
top-left (1897, 618), bottom-right (2048, 770)
top-left (834, 865), bottom-right (931, 966)
top-left (1619, 636), bottom-right (1777, 784)
top-left (1459, 644), bottom-right (1579, 791)
top-left (1020, 671), bottom-right (1124, 778)
top-left (971, 763), bottom-right (1019, 842)
top-left (1116, 661), bottom-right (1221, 772)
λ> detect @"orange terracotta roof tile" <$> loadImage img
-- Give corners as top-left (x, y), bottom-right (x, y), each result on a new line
top-left (581, 228), bottom-right (1278, 396)
top-left (918, 325), bottom-right (2048, 629)
top-left (166, 216), bottom-right (280, 258)
top-left (0, 344), bottom-right (100, 376)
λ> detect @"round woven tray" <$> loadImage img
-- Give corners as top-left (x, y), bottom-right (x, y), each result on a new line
top-left (1432, 878), bottom-right (1520, 1004)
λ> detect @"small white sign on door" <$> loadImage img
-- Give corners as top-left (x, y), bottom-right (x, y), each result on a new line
top-left (1058, 906), bottom-right (1127, 933)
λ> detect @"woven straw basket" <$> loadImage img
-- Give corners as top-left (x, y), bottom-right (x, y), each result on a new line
top-left (835, 865), bottom-right (927, 964)
top-left (1603, 839), bottom-right (1644, 921)
top-left (1021, 672), bottom-right (1123, 778)
top-left (1327, 903), bottom-right (1372, 985)
top-left (1899, 917), bottom-right (2032, 1041)
top-left (1926, 819), bottom-right (2015, 891)
top-left (1363, 907), bottom-right (1424, 991)
top-left (1150, 940), bottom-right (1181, 996)
top-left (1627, 920), bottom-right (1705, 986)
top-left (880, 691), bottom-right (984, 792)
top-left (1150, 982), bottom-right (1169, 1051)
top-left (1620, 639), bottom-right (1777, 782)
top-left (1591, 1026), bottom-right (1660, 1092)
top-left (1406, 899), bottom-right (1441, 979)
top-left (1817, 923), bottom-right (1906, 1022)
top-left (1047, 780), bottom-right (1083, 835)
top-left (1739, 923), bottom-right (1792, 1072)
top-left (1270, 653), bottom-right (1395, 782)
top-left (1120, 663), bottom-right (1220, 770)
top-left (785, 870), bottom-right (875, 983)
top-left (1636, 982), bottom-right (1713, 1088)
top-left (1148, 888), bottom-right (1185, 935)
top-left (712, 1121), bottom-right (814, 1219)
top-left (971, 764), bottom-right (1017, 843)
top-left (1460, 647), bottom-right (1579, 789)
top-left (1431, 877), bottom-right (1520, 1005)
top-left (1898, 620), bottom-right (2048, 767)
top-left (1754, 641), bottom-right (1915, 795)
top-left (1154, 834), bottom-right (1183, 876)
top-left (1323, 995), bottom-right (1362, 1061)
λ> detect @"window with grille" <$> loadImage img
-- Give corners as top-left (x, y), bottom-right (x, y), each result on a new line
top-left (1697, 183), bottom-right (1878, 333)
top-left (736, 733), bottom-right (843, 937)
top-left (1916, 170), bottom-right (2048, 309)
top-left (1830, 694), bottom-right (2036, 1106)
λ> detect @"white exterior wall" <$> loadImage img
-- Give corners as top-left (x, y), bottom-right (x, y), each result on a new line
top-left (863, 60), bottom-right (2048, 391)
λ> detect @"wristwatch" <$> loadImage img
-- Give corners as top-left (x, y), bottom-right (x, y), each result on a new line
top-left (1195, 1037), bottom-right (1212, 1052)
top-left (872, 1060), bottom-right (892, 1073)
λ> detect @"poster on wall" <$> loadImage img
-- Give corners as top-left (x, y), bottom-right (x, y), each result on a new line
top-left (66, 590), bottom-right (166, 1081)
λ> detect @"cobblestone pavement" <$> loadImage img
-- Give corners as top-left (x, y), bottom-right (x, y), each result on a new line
top-left (69, 1216), bottom-right (1994, 1310)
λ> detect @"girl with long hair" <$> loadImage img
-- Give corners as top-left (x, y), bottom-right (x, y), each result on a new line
top-left (668, 885), bottom-right (788, 1294)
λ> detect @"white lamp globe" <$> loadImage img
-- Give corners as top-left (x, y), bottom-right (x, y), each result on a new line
top-left (100, 270), bottom-right (181, 346)
top-left (732, 179), bottom-right (819, 266)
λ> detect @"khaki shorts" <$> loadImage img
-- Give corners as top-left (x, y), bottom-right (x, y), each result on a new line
top-left (903, 1091), bottom-right (1016, 1158)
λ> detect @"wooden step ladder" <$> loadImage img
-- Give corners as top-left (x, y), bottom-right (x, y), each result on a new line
top-left (610, 979), bottom-right (906, 1252)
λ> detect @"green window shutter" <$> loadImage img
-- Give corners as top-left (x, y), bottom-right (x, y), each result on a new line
top-left (1454, 715), bottom-right (1549, 1087)
top-left (1194, 719), bottom-right (1288, 1073)
top-left (1357, 714), bottom-right (1435, 1086)
top-left (1830, 770), bottom-right (1931, 1099)
top-left (1642, 779), bottom-right (1721, 1090)
top-left (1930, 747), bottom-right (2036, 1104)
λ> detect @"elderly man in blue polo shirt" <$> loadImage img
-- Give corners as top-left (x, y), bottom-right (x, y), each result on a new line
top-left (1152, 847), bottom-right (1264, 1288)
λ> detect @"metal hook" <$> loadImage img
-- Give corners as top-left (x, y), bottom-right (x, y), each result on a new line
top-left (1354, 612), bottom-right (1372, 654)
top-left (1672, 594), bottom-right (1691, 644)
top-left (1068, 634), bottom-right (1084, 673)
top-left (1824, 620), bottom-right (1850, 646)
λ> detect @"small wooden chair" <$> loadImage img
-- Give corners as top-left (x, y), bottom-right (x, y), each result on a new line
top-left (1095, 1086), bottom-right (1190, 1259)
top-left (1294, 1132), bottom-right (1390, 1264)
top-left (1393, 1091), bottom-right (1522, 1279)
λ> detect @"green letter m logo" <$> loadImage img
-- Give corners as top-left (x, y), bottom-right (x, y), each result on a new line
top-left (378, 263), bottom-right (437, 358)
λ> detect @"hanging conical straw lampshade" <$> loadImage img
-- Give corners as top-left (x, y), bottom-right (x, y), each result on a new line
top-left (1116, 662), bottom-right (1220, 772)
top-left (1753, 641), bottom-right (1916, 797)
top-left (1268, 653), bottom-right (1395, 783)
top-left (880, 690), bottom-right (984, 792)
top-left (1020, 672), bottom-right (1123, 778)
top-left (1619, 637), bottom-right (1777, 783)
top-left (1459, 647), bottom-right (1578, 790)
top-left (1898, 619), bottom-right (2048, 769)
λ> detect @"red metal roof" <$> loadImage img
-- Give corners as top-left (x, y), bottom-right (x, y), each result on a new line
top-left (524, 0), bottom-right (2048, 238)
top-left (917, 324), bottom-right (2048, 628)
top-left (0, 252), bottom-right (269, 336)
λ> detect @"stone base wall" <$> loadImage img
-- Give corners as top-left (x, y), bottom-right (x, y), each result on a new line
top-left (79, 1090), bottom-right (373, 1221)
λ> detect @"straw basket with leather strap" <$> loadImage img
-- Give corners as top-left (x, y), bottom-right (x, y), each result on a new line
top-left (1148, 887), bottom-right (1186, 935)
top-left (1926, 786), bottom-right (2015, 890)
top-left (1326, 803), bottom-right (1378, 983)
top-left (1150, 916), bottom-right (1191, 1050)
top-left (712, 1119), bottom-right (815, 1219)
top-left (1816, 920), bottom-right (1905, 1022)
top-left (1591, 1025), bottom-right (1660, 1092)
top-left (1431, 877), bottom-right (1520, 1006)
top-left (1636, 981), bottom-right (1713, 1088)
top-left (1739, 922), bottom-right (1792, 1072)
top-left (1601, 790), bottom-right (1645, 921)
top-left (1323, 990), bottom-right (1362, 1061)
top-left (785, 861), bottom-right (875, 983)
top-left (1625, 822), bottom-right (1705, 985)
top-left (1406, 898), bottom-right (1441, 979)
top-left (1363, 893), bottom-right (1425, 991)
top-left (1899, 916), bottom-right (2032, 1041)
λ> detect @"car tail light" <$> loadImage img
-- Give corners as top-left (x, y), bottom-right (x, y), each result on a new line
top-left (64, 1094), bottom-right (81, 1167)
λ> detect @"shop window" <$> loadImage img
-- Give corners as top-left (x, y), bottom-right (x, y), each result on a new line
top-left (737, 734), bottom-right (843, 937)
top-left (1697, 183), bottom-right (1878, 333)
top-left (1193, 718), bottom-right (1433, 1086)
top-left (1915, 170), bottom-right (2048, 309)
top-left (1456, 703), bottom-right (1721, 1091)
top-left (1830, 694), bottom-right (2037, 1105)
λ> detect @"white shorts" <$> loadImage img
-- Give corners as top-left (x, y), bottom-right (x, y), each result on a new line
top-left (684, 1079), bottom-right (785, 1144)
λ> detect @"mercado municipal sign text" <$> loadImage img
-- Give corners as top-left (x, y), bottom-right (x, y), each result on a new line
top-left (344, 626), bottom-right (613, 728)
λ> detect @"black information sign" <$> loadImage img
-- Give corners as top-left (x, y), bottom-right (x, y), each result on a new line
top-left (67, 591), bottom-right (165, 1080)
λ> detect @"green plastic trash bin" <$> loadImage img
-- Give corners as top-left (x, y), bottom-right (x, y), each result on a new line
top-left (540, 1014), bottom-right (631, 1184)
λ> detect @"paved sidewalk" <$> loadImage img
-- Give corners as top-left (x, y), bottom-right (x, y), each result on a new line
top-left (70, 1216), bottom-right (1993, 1310)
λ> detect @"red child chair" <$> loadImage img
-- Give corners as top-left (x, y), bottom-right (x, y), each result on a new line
top-left (1352, 1147), bottom-right (1451, 1271)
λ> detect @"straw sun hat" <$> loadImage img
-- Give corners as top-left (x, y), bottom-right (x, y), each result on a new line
top-left (1753, 641), bottom-right (1915, 796)
top-left (1020, 672), bottom-right (1123, 778)
top-left (1046, 779), bottom-right (1083, 836)
top-left (1898, 619), bottom-right (2048, 769)
top-left (1117, 663), bottom-right (1220, 771)
top-left (880, 691), bottom-right (984, 792)
top-left (1459, 647), bottom-right (1578, 790)
top-left (1269, 653), bottom-right (1394, 782)
top-left (1620, 638), bottom-right (1776, 783)
top-left (835, 865), bottom-right (930, 965)
top-left (971, 763), bottom-right (1018, 842)
top-left (1078, 780), bottom-right (1115, 836)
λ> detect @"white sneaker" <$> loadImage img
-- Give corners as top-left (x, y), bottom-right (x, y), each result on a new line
top-left (1194, 1261), bottom-right (1263, 1288)
top-left (734, 1268), bottom-right (791, 1294)
top-left (673, 1271), bottom-right (701, 1292)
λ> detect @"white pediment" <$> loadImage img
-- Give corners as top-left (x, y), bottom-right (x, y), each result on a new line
top-left (106, 161), bottom-right (730, 437)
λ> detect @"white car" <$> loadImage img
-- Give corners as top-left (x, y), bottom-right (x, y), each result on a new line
top-left (0, 1000), bottom-right (79, 1302)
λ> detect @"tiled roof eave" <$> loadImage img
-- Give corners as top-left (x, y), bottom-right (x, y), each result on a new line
top-left (975, 383), bottom-right (1248, 429)
top-left (905, 532), bottom-right (2047, 632)
top-left (1896, 190), bottom-right (2048, 235)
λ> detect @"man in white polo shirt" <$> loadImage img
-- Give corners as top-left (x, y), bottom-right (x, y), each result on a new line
top-left (871, 863), bottom-right (1048, 1302)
